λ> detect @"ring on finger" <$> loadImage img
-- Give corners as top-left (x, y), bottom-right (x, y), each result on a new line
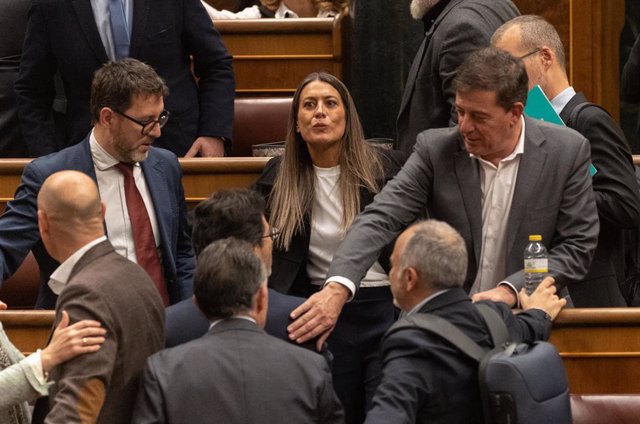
top-left (82, 337), bottom-right (88, 345)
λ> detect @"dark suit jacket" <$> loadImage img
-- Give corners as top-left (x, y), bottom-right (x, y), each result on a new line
top-left (43, 241), bottom-right (164, 423)
top-left (0, 0), bottom-right (29, 157)
top-left (329, 117), bottom-right (599, 303)
top-left (364, 288), bottom-right (550, 424)
top-left (395, 0), bottom-right (519, 154)
top-left (15, 0), bottom-right (234, 157)
top-left (0, 136), bottom-right (195, 308)
top-left (622, 34), bottom-right (640, 104)
top-left (164, 288), bottom-right (329, 359)
top-left (560, 92), bottom-right (640, 306)
top-left (252, 149), bottom-right (407, 296)
top-left (132, 318), bottom-right (344, 423)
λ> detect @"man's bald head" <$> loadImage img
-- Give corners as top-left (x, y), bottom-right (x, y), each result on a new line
top-left (38, 171), bottom-right (104, 236)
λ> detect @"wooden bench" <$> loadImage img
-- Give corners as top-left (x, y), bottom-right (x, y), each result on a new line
top-left (3, 307), bottom-right (640, 395)
top-left (216, 16), bottom-right (346, 96)
top-left (0, 157), bottom-right (269, 213)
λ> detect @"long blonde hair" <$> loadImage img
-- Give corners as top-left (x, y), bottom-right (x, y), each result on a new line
top-left (269, 72), bottom-right (382, 250)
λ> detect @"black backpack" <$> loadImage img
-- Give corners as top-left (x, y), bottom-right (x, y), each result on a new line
top-left (388, 304), bottom-right (571, 424)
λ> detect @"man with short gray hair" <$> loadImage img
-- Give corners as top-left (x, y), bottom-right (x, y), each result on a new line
top-left (365, 220), bottom-right (564, 424)
top-left (133, 238), bottom-right (344, 423)
top-left (492, 15), bottom-right (640, 307)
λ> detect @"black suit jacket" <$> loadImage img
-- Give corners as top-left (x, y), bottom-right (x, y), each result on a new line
top-left (133, 318), bottom-right (344, 423)
top-left (560, 92), bottom-right (640, 306)
top-left (0, 0), bottom-right (29, 157)
top-left (15, 0), bottom-right (234, 157)
top-left (252, 149), bottom-right (407, 296)
top-left (364, 288), bottom-right (550, 424)
top-left (395, 0), bottom-right (519, 154)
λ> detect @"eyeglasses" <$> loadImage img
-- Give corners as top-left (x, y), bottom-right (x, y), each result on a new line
top-left (113, 109), bottom-right (170, 136)
top-left (518, 47), bottom-right (541, 60)
top-left (263, 227), bottom-right (281, 241)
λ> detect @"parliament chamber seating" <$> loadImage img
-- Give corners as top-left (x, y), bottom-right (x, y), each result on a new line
top-left (570, 394), bottom-right (640, 424)
top-left (231, 97), bottom-right (292, 157)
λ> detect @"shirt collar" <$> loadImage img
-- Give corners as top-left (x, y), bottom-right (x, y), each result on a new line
top-left (90, 129), bottom-right (142, 171)
top-left (48, 236), bottom-right (108, 295)
top-left (408, 288), bottom-right (451, 315)
top-left (469, 116), bottom-right (526, 164)
top-left (209, 315), bottom-right (257, 330)
top-left (275, 2), bottom-right (299, 18)
top-left (550, 86), bottom-right (576, 116)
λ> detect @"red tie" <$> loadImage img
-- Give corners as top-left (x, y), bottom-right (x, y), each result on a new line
top-left (115, 163), bottom-right (169, 306)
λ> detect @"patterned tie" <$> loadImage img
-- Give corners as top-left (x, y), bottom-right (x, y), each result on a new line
top-left (108, 0), bottom-right (130, 59)
top-left (115, 163), bottom-right (169, 305)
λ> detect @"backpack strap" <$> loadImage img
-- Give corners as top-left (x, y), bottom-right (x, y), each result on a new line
top-left (389, 313), bottom-right (486, 362)
top-left (475, 303), bottom-right (510, 348)
top-left (566, 101), bottom-right (610, 127)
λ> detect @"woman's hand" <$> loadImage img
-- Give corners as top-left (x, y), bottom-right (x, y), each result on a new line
top-left (40, 311), bottom-right (107, 372)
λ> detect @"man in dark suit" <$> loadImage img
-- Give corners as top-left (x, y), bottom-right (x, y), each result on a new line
top-left (15, 0), bottom-right (234, 157)
top-left (288, 48), bottom-right (598, 346)
top-left (0, 59), bottom-right (195, 308)
top-left (364, 220), bottom-right (564, 424)
top-left (492, 15), bottom-right (640, 306)
top-left (35, 170), bottom-right (164, 423)
top-left (133, 238), bottom-right (344, 423)
top-left (165, 188), bottom-right (324, 358)
top-left (0, 0), bottom-right (29, 157)
top-left (396, 0), bottom-right (519, 154)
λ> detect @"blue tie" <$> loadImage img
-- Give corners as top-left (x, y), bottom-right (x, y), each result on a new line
top-left (109, 0), bottom-right (130, 59)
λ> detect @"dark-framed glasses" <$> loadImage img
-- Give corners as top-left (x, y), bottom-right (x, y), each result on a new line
top-left (263, 227), bottom-right (281, 241)
top-left (113, 109), bottom-right (170, 135)
top-left (518, 47), bottom-right (541, 60)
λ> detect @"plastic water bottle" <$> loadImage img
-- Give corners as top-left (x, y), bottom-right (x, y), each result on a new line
top-left (524, 235), bottom-right (548, 295)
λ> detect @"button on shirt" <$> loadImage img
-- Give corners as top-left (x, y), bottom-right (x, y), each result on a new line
top-left (89, 132), bottom-right (160, 264)
top-left (470, 117), bottom-right (526, 294)
top-left (89, 0), bottom-right (133, 61)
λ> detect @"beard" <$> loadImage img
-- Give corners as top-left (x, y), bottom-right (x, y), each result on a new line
top-left (410, 0), bottom-right (441, 20)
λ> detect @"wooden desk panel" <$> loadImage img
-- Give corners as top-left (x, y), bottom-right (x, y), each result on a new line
top-left (549, 308), bottom-right (640, 394)
top-left (0, 158), bottom-right (269, 213)
top-left (1, 310), bottom-right (54, 355)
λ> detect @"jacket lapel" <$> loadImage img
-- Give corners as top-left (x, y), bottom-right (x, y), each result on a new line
top-left (454, 145), bottom-right (482, 267)
top-left (140, 151), bottom-right (172, 268)
top-left (506, 118), bottom-right (547, 253)
top-left (70, 0), bottom-right (109, 63)
top-left (129, 0), bottom-right (151, 58)
top-left (397, 0), bottom-right (466, 119)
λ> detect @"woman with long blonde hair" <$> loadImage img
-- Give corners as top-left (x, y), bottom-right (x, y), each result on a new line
top-left (254, 72), bottom-right (405, 424)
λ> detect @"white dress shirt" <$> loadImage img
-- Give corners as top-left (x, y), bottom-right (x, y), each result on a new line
top-left (470, 117), bottom-right (526, 294)
top-left (549, 86), bottom-right (576, 116)
top-left (48, 236), bottom-right (108, 295)
top-left (89, 132), bottom-right (160, 264)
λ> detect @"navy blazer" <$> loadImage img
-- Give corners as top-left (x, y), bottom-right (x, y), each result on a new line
top-left (0, 136), bottom-right (195, 308)
top-left (15, 0), bottom-right (234, 157)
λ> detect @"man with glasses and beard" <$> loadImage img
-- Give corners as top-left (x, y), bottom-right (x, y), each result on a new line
top-left (0, 58), bottom-right (194, 309)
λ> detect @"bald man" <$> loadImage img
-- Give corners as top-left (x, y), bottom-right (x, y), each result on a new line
top-left (492, 16), bottom-right (640, 306)
top-left (33, 171), bottom-right (164, 424)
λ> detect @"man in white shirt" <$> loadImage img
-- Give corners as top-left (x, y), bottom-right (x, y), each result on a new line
top-left (33, 170), bottom-right (164, 423)
top-left (287, 47), bottom-right (598, 348)
top-left (0, 58), bottom-right (195, 309)
top-left (491, 15), bottom-right (640, 306)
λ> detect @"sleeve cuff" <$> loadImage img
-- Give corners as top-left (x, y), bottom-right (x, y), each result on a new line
top-left (497, 281), bottom-right (520, 308)
top-left (25, 350), bottom-right (49, 385)
top-left (323, 276), bottom-right (356, 302)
